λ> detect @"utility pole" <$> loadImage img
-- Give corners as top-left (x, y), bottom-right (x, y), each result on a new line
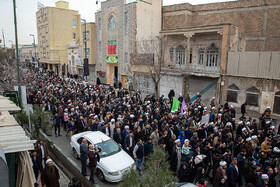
top-left (2, 29), bottom-right (5, 48)
top-left (81, 19), bottom-right (87, 80)
top-left (13, 0), bottom-right (21, 107)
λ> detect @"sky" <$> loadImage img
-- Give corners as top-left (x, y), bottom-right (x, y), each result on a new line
top-left (0, 0), bottom-right (236, 47)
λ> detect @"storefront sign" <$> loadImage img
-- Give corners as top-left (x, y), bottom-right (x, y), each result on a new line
top-left (106, 56), bottom-right (118, 63)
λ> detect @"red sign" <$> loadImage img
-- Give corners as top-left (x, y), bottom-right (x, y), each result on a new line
top-left (108, 45), bottom-right (116, 54)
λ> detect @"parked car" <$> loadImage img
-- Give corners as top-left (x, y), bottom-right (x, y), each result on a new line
top-left (70, 131), bottom-right (135, 182)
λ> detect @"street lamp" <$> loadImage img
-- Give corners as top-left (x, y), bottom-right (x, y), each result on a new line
top-left (29, 34), bottom-right (36, 61)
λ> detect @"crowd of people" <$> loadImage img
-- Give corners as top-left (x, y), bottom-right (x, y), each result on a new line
top-left (26, 70), bottom-right (280, 187)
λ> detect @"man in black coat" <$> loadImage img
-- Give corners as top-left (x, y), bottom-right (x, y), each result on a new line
top-left (113, 127), bottom-right (123, 146)
top-left (88, 144), bottom-right (100, 184)
top-left (241, 103), bottom-right (246, 119)
top-left (30, 150), bottom-right (42, 180)
top-left (80, 138), bottom-right (89, 176)
top-left (255, 174), bottom-right (269, 187)
top-left (227, 158), bottom-right (239, 187)
top-left (247, 165), bottom-right (259, 186)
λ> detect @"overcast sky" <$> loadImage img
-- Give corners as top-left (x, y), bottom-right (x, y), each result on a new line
top-left (0, 0), bottom-right (236, 47)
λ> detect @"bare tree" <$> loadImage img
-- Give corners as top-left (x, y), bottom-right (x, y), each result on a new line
top-left (131, 37), bottom-right (167, 98)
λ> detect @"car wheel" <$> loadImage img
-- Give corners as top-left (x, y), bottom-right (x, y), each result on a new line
top-left (73, 148), bottom-right (79, 159)
top-left (97, 169), bottom-right (105, 182)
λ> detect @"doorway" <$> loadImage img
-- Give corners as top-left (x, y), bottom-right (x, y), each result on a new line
top-left (114, 66), bottom-right (118, 80)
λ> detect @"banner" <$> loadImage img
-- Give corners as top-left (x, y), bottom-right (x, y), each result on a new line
top-left (181, 100), bottom-right (186, 114)
top-left (106, 56), bottom-right (118, 63)
top-left (108, 45), bottom-right (116, 54)
top-left (171, 97), bottom-right (180, 112)
top-left (83, 58), bottom-right (89, 76)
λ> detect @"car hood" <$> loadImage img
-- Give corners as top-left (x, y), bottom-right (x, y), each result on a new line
top-left (99, 150), bottom-right (134, 172)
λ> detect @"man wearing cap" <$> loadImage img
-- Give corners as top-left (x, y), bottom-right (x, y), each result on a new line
top-left (41, 159), bottom-right (60, 187)
top-left (245, 137), bottom-right (254, 157)
top-left (255, 174), bottom-right (269, 187)
top-left (213, 161), bottom-right (227, 187)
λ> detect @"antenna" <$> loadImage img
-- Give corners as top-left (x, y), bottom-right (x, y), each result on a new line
top-left (38, 2), bottom-right (45, 11)
top-left (2, 29), bottom-right (5, 48)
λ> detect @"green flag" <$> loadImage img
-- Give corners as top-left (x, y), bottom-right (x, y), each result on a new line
top-left (171, 97), bottom-right (180, 111)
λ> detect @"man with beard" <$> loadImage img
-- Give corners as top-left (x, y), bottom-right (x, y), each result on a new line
top-left (41, 159), bottom-right (60, 187)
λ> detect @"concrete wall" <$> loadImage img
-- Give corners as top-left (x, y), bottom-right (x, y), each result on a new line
top-left (160, 74), bottom-right (183, 99)
top-left (221, 76), bottom-right (280, 113)
top-left (136, 0), bottom-right (162, 41)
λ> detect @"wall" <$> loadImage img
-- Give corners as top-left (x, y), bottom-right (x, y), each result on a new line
top-left (227, 52), bottom-right (280, 79)
top-left (162, 0), bottom-right (280, 52)
top-left (160, 74), bottom-right (183, 99)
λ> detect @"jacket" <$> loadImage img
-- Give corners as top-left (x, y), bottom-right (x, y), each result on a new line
top-left (80, 143), bottom-right (88, 160)
top-left (227, 163), bottom-right (238, 186)
top-left (88, 149), bottom-right (100, 167)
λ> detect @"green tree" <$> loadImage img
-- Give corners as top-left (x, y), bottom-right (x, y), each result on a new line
top-left (121, 147), bottom-right (177, 187)
top-left (30, 105), bottom-right (52, 138)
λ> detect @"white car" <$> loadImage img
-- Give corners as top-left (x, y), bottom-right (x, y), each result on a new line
top-left (70, 131), bottom-right (136, 183)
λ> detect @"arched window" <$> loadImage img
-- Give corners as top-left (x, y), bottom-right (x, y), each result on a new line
top-left (206, 43), bottom-right (218, 67)
top-left (246, 87), bottom-right (260, 107)
top-left (175, 45), bottom-right (185, 65)
top-left (273, 91), bottom-right (280, 114)
top-left (169, 47), bottom-right (174, 62)
top-left (108, 15), bottom-right (117, 54)
top-left (227, 84), bottom-right (239, 103)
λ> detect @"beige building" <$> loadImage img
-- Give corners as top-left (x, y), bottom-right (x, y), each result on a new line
top-left (18, 44), bottom-right (38, 63)
top-left (36, 1), bottom-right (82, 75)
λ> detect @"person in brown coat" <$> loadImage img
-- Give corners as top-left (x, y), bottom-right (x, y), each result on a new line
top-left (41, 159), bottom-right (60, 187)
top-left (35, 140), bottom-right (49, 166)
top-left (213, 161), bottom-right (227, 187)
top-left (245, 137), bottom-right (254, 157)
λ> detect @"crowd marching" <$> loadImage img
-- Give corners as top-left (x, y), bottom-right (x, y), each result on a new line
top-left (26, 70), bottom-right (280, 187)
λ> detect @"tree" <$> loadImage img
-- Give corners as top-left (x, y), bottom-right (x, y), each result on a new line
top-left (30, 105), bottom-right (52, 138)
top-left (133, 38), bottom-right (166, 98)
top-left (120, 147), bottom-right (177, 187)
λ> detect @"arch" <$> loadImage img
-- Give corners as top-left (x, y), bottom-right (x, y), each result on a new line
top-left (246, 86), bottom-right (260, 107)
top-left (175, 45), bottom-right (185, 65)
top-left (169, 47), bottom-right (174, 62)
top-left (273, 91), bottom-right (280, 114)
top-left (206, 43), bottom-right (219, 67)
top-left (107, 14), bottom-right (117, 54)
top-left (226, 84), bottom-right (239, 103)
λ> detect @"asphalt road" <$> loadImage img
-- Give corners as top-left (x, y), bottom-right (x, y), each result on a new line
top-left (49, 128), bottom-right (119, 187)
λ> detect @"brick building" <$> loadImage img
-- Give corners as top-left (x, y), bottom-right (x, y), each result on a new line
top-left (160, 0), bottom-right (280, 115)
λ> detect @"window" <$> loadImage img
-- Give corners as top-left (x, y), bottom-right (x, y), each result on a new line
top-left (125, 12), bottom-right (128, 36)
top-left (273, 91), bottom-right (280, 114)
top-left (44, 14), bottom-right (48, 21)
top-left (175, 45), bottom-right (185, 65)
top-left (199, 49), bottom-right (204, 64)
top-left (83, 31), bottom-right (89, 40)
top-left (98, 18), bottom-right (101, 30)
top-left (45, 26), bottom-right (48, 33)
top-left (46, 40), bottom-right (49, 46)
top-left (86, 48), bottom-right (90, 56)
top-left (206, 43), bottom-right (218, 67)
top-left (189, 48), bottom-right (192, 63)
top-left (169, 47), bottom-right (174, 62)
top-left (73, 32), bottom-right (76, 40)
top-left (46, 51), bottom-right (49, 58)
top-left (72, 19), bottom-right (76, 28)
top-left (246, 87), bottom-right (260, 107)
top-left (108, 15), bottom-right (117, 54)
top-left (227, 84), bottom-right (239, 103)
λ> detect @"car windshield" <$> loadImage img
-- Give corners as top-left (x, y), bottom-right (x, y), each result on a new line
top-left (95, 139), bottom-right (121, 158)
